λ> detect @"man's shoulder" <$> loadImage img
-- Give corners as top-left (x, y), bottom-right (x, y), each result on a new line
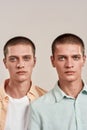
top-left (28, 84), bottom-right (47, 101)
top-left (31, 87), bottom-right (55, 106)
top-left (0, 79), bottom-right (8, 99)
top-left (34, 86), bottom-right (47, 95)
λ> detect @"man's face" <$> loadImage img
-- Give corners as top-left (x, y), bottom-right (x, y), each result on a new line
top-left (51, 43), bottom-right (86, 82)
top-left (3, 44), bottom-right (36, 82)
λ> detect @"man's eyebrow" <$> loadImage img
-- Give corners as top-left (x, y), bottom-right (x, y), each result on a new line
top-left (8, 56), bottom-right (18, 60)
top-left (22, 55), bottom-right (32, 57)
top-left (57, 54), bottom-right (82, 56)
top-left (57, 55), bottom-right (67, 57)
top-left (8, 55), bottom-right (18, 58)
top-left (8, 54), bottom-right (32, 57)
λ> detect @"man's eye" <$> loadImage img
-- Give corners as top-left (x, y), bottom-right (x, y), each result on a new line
top-left (9, 57), bottom-right (17, 62)
top-left (23, 56), bottom-right (31, 61)
top-left (73, 56), bottom-right (80, 60)
top-left (58, 56), bottom-right (65, 61)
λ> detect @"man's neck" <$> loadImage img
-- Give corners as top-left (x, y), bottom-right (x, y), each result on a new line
top-left (58, 79), bottom-right (83, 98)
top-left (5, 80), bottom-right (31, 98)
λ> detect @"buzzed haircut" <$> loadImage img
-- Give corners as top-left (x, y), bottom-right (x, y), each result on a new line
top-left (51, 33), bottom-right (85, 56)
top-left (3, 36), bottom-right (36, 58)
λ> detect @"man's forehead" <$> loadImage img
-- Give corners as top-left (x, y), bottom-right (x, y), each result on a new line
top-left (7, 45), bottom-right (33, 56)
top-left (54, 44), bottom-right (83, 55)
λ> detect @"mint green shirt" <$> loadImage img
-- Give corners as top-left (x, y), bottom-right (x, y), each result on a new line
top-left (28, 81), bottom-right (87, 130)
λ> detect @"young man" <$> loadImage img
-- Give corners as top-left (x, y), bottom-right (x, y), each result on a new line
top-left (0, 36), bottom-right (46, 130)
top-left (28, 33), bottom-right (87, 130)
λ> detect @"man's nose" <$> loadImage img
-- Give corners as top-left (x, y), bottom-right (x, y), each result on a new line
top-left (16, 59), bottom-right (25, 68)
top-left (65, 58), bottom-right (74, 68)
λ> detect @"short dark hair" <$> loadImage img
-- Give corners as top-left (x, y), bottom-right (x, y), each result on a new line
top-left (3, 36), bottom-right (36, 57)
top-left (51, 33), bottom-right (85, 56)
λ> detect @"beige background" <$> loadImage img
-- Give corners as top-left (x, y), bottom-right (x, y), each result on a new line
top-left (0, 0), bottom-right (87, 90)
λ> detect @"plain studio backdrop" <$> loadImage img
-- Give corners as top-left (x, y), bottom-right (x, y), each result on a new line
top-left (0, 0), bottom-right (87, 90)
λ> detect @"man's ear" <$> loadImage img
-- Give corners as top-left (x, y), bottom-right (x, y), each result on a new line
top-left (33, 57), bottom-right (36, 67)
top-left (50, 56), bottom-right (55, 67)
top-left (3, 58), bottom-right (8, 69)
top-left (83, 55), bottom-right (86, 66)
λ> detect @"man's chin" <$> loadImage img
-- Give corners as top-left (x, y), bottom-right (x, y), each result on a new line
top-left (15, 77), bottom-right (27, 82)
top-left (63, 76), bottom-right (76, 82)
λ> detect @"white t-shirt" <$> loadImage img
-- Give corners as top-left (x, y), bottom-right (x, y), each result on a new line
top-left (4, 95), bottom-right (29, 130)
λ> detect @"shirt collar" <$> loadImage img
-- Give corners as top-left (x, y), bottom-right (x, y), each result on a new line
top-left (0, 79), bottom-right (37, 101)
top-left (81, 81), bottom-right (87, 94)
top-left (52, 82), bottom-right (66, 102)
top-left (53, 81), bottom-right (87, 102)
top-left (0, 79), bottom-right (9, 100)
top-left (27, 82), bottom-right (43, 101)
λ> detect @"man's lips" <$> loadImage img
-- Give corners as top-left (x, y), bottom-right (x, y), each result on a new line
top-left (16, 71), bottom-right (27, 74)
top-left (65, 71), bottom-right (75, 74)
